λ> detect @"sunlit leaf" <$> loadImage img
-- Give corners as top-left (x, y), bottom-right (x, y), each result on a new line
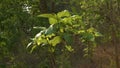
top-left (46, 33), bottom-right (55, 38)
top-left (78, 30), bottom-right (85, 34)
top-left (36, 37), bottom-right (48, 45)
top-left (49, 18), bottom-right (58, 24)
top-left (49, 36), bottom-right (61, 46)
top-left (33, 26), bottom-right (46, 30)
top-left (30, 45), bottom-right (37, 53)
top-left (35, 31), bottom-right (45, 38)
top-left (61, 17), bottom-right (72, 24)
top-left (38, 14), bottom-right (55, 18)
top-left (27, 42), bottom-right (32, 48)
top-left (87, 27), bottom-right (95, 33)
top-left (60, 28), bottom-right (64, 33)
top-left (45, 25), bottom-right (55, 35)
top-left (57, 10), bottom-right (70, 18)
top-left (36, 37), bottom-right (42, 45)
top-left (65, 45), bottom-right (74, 52)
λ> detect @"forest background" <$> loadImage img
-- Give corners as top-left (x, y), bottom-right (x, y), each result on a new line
top-left (0, 0), bottom-right (120, 68)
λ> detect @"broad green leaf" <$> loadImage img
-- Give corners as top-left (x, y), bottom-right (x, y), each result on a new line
top-left (38, 14), bottom-right (55, 18)
top-left (83, 47), bottom-right (88, 52)
top-left (27, 42), bottom-right (32, 48)
top-left (35, 32), bottom-right (42, 38)
top-left (49, 18), bottom-right (58, 24)
top-left (46, 33), bottom-right (55, 38)
top-left (49, 36), bottom-right (61, 46)
top-left (35, 31), bottom-right (45, 38)
top-left (36, 37), bottom-right (42, 45)
top-left (94, 32), bottom-right (102, 37)
top-left (30, 45), bottom-right (37, 53)
top-left (78, 30), bottom-right (85, 34)
top-left (57, 10), bottom-right (70, 18)
top-left (71, 15), bottom-right (81, 20)
top-left (86, 33), bottom-right (95, 41)
top-left (65, 45), bottom-right (74, 52)
top-left (60, 28), bottom-right (64, 33)
top-left (63, 33), bottom-right (73, 45)
top-left (61, 17), bottom-right (72, 24)
top-left (87, 27), bottom-right (95, 33)
top-left (45, 25), bottom-right (54, 35)
top-left (38, 14), bottom-right (58, 24)
top-left (36, 37), bottom-right (47, 45)
top-left (82, 32), bottom-right (95, 41)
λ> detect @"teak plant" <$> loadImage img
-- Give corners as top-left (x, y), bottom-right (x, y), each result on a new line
top-left (27, 10), bottom-right (101, 68)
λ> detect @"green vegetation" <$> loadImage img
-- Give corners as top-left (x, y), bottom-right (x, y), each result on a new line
top-left (0, 0), bottom-right (120, 68)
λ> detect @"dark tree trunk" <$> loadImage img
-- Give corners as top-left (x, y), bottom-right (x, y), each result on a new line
top-left (39, 0), bottom-right (56, 13)
top-left (39, 0), bottom-right (48, 13)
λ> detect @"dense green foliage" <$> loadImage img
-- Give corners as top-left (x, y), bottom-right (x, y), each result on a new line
top-left (0, 0), bottom-right (120, 68)
top-left (28, 10), bottom-right (102, 68)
